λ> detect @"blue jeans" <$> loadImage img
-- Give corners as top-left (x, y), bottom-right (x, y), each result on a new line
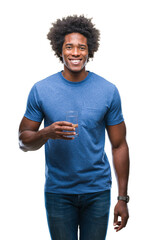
top-left (44, 190), bottom-right (111, 240)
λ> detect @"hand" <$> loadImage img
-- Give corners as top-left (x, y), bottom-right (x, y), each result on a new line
top-left (46, 121), bottom-right (77, 140)
top-left (114, 201), bottom-right (129, 232)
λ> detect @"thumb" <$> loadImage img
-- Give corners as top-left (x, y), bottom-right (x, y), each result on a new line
top-left (114, 212), bottom-right (118, 226)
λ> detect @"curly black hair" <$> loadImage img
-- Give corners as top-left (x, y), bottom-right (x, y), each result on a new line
top-left (47, 15), bottom-right (100, 62)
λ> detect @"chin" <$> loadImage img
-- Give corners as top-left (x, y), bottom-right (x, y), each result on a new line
top-left (71, 68), bottom-right (82, 73)
top-left (67, 65), bottom-right (85, 73)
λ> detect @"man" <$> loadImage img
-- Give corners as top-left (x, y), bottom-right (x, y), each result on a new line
top-left (19, 15), bottom-right (129, 240)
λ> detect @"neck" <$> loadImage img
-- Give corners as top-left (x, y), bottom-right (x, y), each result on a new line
top-left (62, 67), bottom-right (88, 82)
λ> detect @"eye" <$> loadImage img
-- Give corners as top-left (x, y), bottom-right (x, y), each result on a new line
top-left (79, 46), bottom-right (86, 50)
top-left (66, 46), bottom-right (72, 50)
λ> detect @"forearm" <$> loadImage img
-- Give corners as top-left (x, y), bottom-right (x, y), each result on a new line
top-left (112, 140), bottom-right (130, 196)
top-left (19, 128), bottom-right (48, 152)
top-left (19, 120), bottom-right (76, 152)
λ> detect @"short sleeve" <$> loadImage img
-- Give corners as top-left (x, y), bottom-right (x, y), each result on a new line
top-left (24, 84), bottom-right (44, 122)
top-left (105, 86), bottom-right (124, 126)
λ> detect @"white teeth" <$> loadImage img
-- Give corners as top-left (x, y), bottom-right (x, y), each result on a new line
top-left (70, 60), bottom-right (81, 64)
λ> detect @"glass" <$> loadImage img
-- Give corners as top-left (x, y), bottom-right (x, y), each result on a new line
top-left (66, 111), bottom-right (78, 137)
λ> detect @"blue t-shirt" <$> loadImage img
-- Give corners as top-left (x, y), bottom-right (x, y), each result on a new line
top-left (24, 71), bottom-right (124, 194)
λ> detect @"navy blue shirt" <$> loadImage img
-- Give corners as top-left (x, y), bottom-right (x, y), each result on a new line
top-left (24, 71), bottom-right (124, 194)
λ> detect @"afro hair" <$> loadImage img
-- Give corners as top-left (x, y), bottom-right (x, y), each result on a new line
top-left (47, 15), bottom-right (100, 62)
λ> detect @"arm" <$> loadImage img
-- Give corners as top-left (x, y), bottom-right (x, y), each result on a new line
top-left (19, 117), bottom-right (76, 152)
top-left (106, 121), bottom-right (130, 232)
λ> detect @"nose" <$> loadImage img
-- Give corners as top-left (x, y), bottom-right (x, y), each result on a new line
top-left (72, 47), bottom-right (80, 56)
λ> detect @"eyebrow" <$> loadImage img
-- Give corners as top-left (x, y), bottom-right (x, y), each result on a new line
top-left (65, 43), bottom-right (87, 47)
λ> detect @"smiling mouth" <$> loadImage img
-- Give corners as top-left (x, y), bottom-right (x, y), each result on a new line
top-left (69, 59), bottom-right (82, 65)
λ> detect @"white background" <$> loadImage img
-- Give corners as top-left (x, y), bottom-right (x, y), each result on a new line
top-left (0, 0), bottom-right (148, 239)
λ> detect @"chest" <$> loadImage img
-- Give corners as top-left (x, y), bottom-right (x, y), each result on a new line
top-left (41, 85), bottom-right (108, 128)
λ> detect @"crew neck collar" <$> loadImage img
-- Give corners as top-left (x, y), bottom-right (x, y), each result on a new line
top-left (58, 71), bottom-right (92, 85)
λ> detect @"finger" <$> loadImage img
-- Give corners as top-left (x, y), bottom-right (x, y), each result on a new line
top-left (56, 126), bottom-right (76, 132)
top-left (56, 131), bottom-right (76, 136)
top-left (57, 135), bottom-right (75, 140)
top-left (114, 225), bottom-right (121, 232)
top-left (116, 217), bottom-right (127, 232)
top-left (120, 216), bottom-right (128, 229)
top-left (114, 213), bottom-right (118, 226)
top-left (114, 221), bottom-right (121, 226)
top-left (116, 225), bottom-right (123, 232)
top-left (56, 121), bottom-right (73, 126)
top-left (61, 136), bottom-right (75, 140)
top-left (114, 221), bottom-right (121, 230)
top-left (62, 126), bottom-right (76, 131)
top-left (72, 123), bottom-right (78, 128)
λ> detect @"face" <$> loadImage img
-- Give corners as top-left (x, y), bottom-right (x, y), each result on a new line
top-left (61, 32), bottom-right (89, 73)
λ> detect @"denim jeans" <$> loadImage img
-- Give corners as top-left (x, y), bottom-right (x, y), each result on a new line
top-left (44, 190), bottom-right (111, 240)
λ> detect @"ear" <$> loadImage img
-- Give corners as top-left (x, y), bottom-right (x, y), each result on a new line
top-left (60, 52), bottom-right (63, 58)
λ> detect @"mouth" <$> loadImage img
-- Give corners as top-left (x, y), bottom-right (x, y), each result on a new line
top-left (69, 59), bottom-right (82, 65)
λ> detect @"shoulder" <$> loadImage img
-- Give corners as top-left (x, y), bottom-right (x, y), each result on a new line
top-left (30, 72), bottom-right (61, 98)
top-left (91, 72), bottom-right (116, 93)
top-left (90, 72), bottom-right (122, 107)
top-left (34, 72), bottom-right (59, 89)
top-left (27, 72), bottom-right (60, 101)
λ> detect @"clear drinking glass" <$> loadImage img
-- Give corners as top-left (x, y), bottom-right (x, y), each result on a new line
top-left (66, 111), bottom-right (78, 136)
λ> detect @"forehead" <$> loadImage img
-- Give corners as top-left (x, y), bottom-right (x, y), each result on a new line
top-left (63, 32), bottom-right (87, 45)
